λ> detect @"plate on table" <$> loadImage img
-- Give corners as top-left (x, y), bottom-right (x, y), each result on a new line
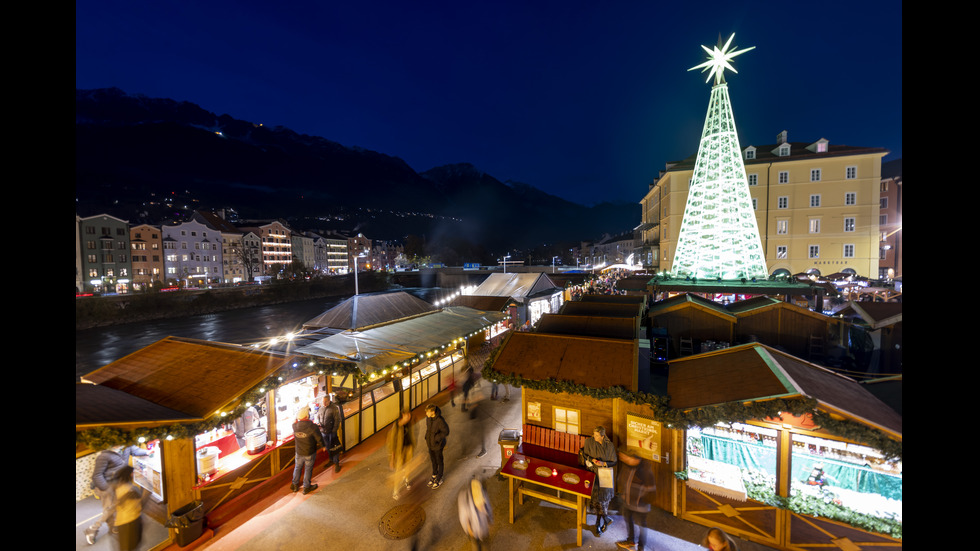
top-left (535, 466), bottom-right (554, 478)
top-left (511, 458), bottom-right (528, 470)
top-left (562, 473), bottom-right (580, 484)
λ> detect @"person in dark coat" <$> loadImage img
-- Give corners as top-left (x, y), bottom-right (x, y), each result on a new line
top-left (424, 403), bottom-right (450, 489)
top-left (290, 407), bottom-right (325, 494)
top-left (317, 393), bottom-right (344, 472)
top-left (85, 445), bottom-right (149, 545)
top-left (615, 449), bottom-right (656, 551)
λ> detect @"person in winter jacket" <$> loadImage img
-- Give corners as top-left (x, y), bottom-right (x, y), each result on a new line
top-left (317, 393), bottom-right (344, 472)
top-left (85, 445), bottom-right (149, 545)
top-left (424, 403), bottom-right (450, 489)
top-left (615, 450), bottom-right (656, 551)
top-left (290, 407), bottom-right (325, 494)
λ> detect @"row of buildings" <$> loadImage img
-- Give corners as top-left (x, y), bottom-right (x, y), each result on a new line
top-left (637, 131), bottom-right (902, 280)
top-left (75, 209), bottom-right (400, 294)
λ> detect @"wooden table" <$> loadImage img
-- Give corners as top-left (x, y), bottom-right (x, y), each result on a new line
top-left (499, 453), bottom-right (597, 546)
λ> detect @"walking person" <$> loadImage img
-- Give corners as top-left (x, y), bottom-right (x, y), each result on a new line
top-left (113, 465), bottom-right (149, 551)
top-left (616, 449), bottom-right (656, 551)
top-left (387, 409), bottom-right (416, 499)
top-left (85, 444), bottom-right (149, 545)
top-left (458, 477), bottom-right (493, 551)
top-left (464, 388), bottom-right (488, 458)
top-left (579, 426), bottom-right (617, 536)
top-left (317, 393), bottom-right (344, 472)
top-left (290, 407), bottom-right (324, 494)
top-left (424, 403), bottom-right (450, 489)
top-left (461, 366), bottom-right (477, 412)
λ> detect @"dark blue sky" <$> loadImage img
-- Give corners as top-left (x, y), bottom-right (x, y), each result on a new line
top-left (76, 1), bottom-right (902, 206)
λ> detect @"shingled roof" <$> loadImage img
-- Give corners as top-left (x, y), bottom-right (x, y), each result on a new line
top-left (80, 337), bottom-right (298, 423)
top-left (667, 343), bottom-right (901, 439)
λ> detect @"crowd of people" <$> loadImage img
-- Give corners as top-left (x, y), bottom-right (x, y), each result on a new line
top-left (567, 268), bottom-right (636, 300)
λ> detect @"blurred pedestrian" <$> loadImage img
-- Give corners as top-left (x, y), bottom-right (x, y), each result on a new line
top-left (616, 449), bottom-right (656, 551)
top-left (464, 388), bottom-right (488, 458)
top-left (461, 366), bottom-right (477, 412)
top-left (424, 403), bottom-right (450, 489)
top-left (317, 393), bottom-right (344, 472)
top-left (233, 405), bottom-right (260, 448)
top-left (388, 410), bottom-right (417, 499)
top-left (290, 407), bottom-right (324, 494)
top-left (579, 426), bottom-right (617, 536)
top-left (85, 444), bottom-right (149, 545)
top-left (701, 527), bottom-right (739, 551)
top-left (458, 477), bottom-right (493, 550)
top-left (113, 465), bottom-right (149, 551)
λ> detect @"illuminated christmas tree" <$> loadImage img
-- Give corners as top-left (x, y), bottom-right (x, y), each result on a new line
top-left (672, 34), bottom-right (768, 280)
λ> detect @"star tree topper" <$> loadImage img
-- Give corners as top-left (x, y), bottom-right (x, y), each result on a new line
top-left (689, 33), bottom-right (754, 85)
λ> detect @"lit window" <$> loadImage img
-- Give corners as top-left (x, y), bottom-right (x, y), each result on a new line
top-left (777, 246), bottom-right (787, 259)
top-left (809, 219), bottom-right (821, 234)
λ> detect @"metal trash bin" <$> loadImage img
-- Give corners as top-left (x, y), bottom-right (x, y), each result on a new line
top-left (498, 429), bottom-right (521, 468)
top-left (165, 500), bottom-right (206, 547)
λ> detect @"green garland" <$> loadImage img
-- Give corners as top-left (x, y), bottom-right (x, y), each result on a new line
top-left (480, 347), bottom-right (901, 461)
top-left (76, 359), bottom-right (362, 451)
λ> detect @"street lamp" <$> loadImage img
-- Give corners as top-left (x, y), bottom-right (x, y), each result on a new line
top-left (552, 256), bottom-right (558, 274)
top-left (353, 252), bottom-right (367, 295)
top-left (503, 254), bottom-right (511, 274)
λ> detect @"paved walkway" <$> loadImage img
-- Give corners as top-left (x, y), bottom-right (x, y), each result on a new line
top-left (187, 345), bottom-right (777, 551)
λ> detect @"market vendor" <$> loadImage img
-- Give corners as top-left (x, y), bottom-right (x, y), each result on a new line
top-left (579, 425), bottom-right (617, 536)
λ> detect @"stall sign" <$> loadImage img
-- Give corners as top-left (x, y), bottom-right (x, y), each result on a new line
top-left (765, 411), bottom-right (819, 431)
top-left (527, 401), bottom-right (541, 422)
top-left (626, 413), bottom-right (662, 462)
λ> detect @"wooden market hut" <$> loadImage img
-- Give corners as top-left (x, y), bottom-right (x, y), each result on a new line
top-left (725, 295), bottom-right (835, 362)
top-left (830, 302), bottom-right (903, 375)
top-left (76, 337), bottom-right (308, 545)
top-left (647, 293), bottom-right (737, 356)
top-left (664, 342), bottom-right (902, 550)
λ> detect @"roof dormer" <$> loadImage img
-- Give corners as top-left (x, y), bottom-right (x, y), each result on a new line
top-left (806, 138), bottom-right (830, 154)
top-left (744, 146), bottom-right (756, 160)
top-left (772, 142), bottom-right (791, 157)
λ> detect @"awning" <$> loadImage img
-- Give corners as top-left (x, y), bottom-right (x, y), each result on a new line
top-left (297, 306), bottom-right (510, 376)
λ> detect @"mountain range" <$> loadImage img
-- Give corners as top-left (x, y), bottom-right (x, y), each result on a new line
top-left (75, 88), bottom-right (639, 258)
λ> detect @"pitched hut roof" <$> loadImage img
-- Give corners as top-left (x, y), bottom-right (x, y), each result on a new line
top-left (535, 313), bottom-right (638, 340)
top-left (648, 293), bottom-right (737, 322)
top-left (302, 291), bottom-right (437, 331)
top-left (667, 343), bottom-right (901, 439)
top-left (831, 302), bottom-right (902, 329)
top-left (298, 306), bottom-right (509, 377)
top-left (725, 295), bottom-right (830, 322)
top-left (76, 383), bottom-right (199, 429)
top-left (490, 332), bottom-right (637, 391)
top-left (470, 273), bottom-right (559, 301)
top-left (560, 301), bottom-right (643, 318)
top-left (79, 336), bottom-right (298, 424)
top-left (448, 295), bottom-right (513, 312)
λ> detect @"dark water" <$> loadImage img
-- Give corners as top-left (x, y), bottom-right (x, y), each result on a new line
top-left (75, 287), bottom-right (447, 380)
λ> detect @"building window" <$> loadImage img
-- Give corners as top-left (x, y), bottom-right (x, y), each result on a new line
top-left (845, 192), bottom-right (856, 206)
top-left (752, 198), bottom-right (758, 210)
top-left (843, 244), bottom-right (855, 258)
top-left (880, 197), bottom-right (888, 209)
top-left (554, 406), bottom-right (580, 434)
top-left (776, 246), bottom-right (787, 259)
top-left (745, 149), bottom-right (755, 159)
top-left (748, 174), bottom-right (758, 186)
top-left (778, 196), bottom-right (788, 209)
top-left (809, 245), bottom-right (820, 259)
top-left (779, 145), bottom-right (790, 156)
top-left (776, 220), bottom-right (789, 235)
top-left (778, 171), bottom-right (789, 184)
top-left (810, 195), bottom-right (821, 207)
top-left (846, 166), bottom-right (857, 179)
top-left (810, 169), bottom-right (821, 182)
top-left (809, 219), bottom-right (821, 234)
top-left (844, 217), bottom-right (855, 232)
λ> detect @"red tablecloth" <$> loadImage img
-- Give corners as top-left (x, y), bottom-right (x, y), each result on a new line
top-left (501, 453), bottom-right (594, 497)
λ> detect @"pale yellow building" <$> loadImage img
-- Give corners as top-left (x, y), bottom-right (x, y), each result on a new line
top-left (129, 223), bottom-right (164, 290)
top-left (639, 131), bottom-right (889, 278)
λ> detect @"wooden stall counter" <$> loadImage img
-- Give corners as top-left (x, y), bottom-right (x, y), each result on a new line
top-left (499, 453), bottom-right (596, 546)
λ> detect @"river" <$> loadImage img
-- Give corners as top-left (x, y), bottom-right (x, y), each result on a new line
top-left (75, 287), bottom-right (446, 381)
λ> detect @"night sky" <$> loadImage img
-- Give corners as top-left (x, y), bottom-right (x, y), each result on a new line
top-left (76, 1), bottom-right (902, 206)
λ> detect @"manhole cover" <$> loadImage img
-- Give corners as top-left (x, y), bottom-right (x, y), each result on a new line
top-left (378, 503), bottom-right (426, 539)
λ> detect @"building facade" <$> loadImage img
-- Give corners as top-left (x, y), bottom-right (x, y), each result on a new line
top-left (78, 214), bottom-right (133, 294)
top-left (162, 219), bottom-right (224, 287)
top-left (878, 159), bottom-right (902, 280)
top-left (639, 132), bottom-right (889, 278)
top-left (130, 224), bottom-right (165, 291)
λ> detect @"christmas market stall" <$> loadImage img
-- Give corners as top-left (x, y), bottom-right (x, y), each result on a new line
top-left (468, 272), bottom-right (564, 329)
top-left (667, 343), bottom-right (902, 550)
top-left (76, 336), bottom-right (326, 545)
top-left (296, 305), bottom-right (510, 450)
